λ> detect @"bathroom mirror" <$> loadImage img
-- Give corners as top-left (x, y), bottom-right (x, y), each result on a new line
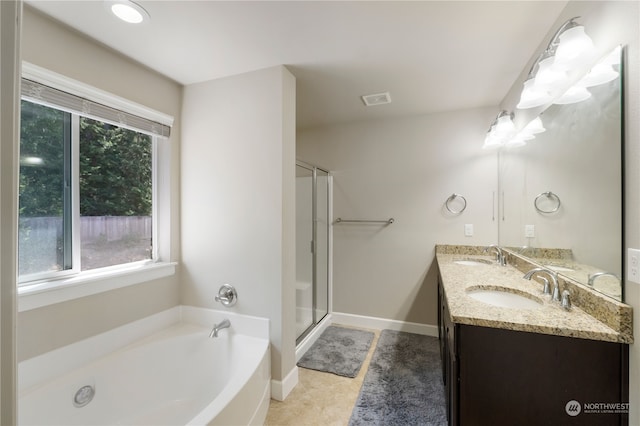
top-left (499, 47), bottom-right (623, 301)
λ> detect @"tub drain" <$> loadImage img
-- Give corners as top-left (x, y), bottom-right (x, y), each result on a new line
top-left (73, 385), bottom-right (95, 408)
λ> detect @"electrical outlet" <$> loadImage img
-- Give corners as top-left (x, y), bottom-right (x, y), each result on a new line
top-left (525, 224), bottom-right (535, 238)
top-left (628, 248), bottom-right (640, 284)
top-left (464, 224), bottom-right (474, 237)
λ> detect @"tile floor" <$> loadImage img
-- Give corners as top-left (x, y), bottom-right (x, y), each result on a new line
top-left (265, 327), bottom-right (380, 426)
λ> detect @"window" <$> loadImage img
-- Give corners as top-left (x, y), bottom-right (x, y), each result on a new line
top-left (18, 71), bottom-right (171, 288)
top-left (19, 100), bottom-right (155, 283)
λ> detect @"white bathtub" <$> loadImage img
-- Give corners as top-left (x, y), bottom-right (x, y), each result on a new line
top-left (18, 306), bottom-right (270, 426)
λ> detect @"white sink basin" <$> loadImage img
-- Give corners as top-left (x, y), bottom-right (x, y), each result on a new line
top-left (454, 258), bottom-right (492, 266)
top-left (467, 288), bottom-right (542, 309)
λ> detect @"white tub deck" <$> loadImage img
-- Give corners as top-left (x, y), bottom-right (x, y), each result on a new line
top-left (18, 306), bottom-right (270, 426)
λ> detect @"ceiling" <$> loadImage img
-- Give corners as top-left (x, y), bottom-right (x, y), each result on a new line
top-left (26, 1), bottom-right (568, 130)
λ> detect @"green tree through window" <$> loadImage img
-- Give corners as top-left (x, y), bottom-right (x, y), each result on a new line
top-left (19, 101), bottom-right (66, 218)
top-left (79, 118), bottom-right (152, 217)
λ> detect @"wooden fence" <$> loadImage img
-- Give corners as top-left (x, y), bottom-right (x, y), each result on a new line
top-left (19, 216), bottom-right (151, 242)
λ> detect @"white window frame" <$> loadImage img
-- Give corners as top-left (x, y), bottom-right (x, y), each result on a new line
top-left (18, 63), bottom-right (176, 312)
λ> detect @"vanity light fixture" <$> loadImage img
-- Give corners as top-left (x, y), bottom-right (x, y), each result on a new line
top-left (492, 111), bottom-right (516, 136)
top-left (483, 111), bottom-right (515, 149)
top-left (106, 0), bottom-right (150, 24)
top-left (483, 113), bottom-right (545, 150)
top-left (517, 17), bottom-right (596, 110)
top-left (534, 57), bottom-right (568, 91)
top-left (517, 78), bottom-right (552, 109)
top-left (553, 24), bottom-right (595, 68)
top-left (483, 18), bottom-right (612, 148)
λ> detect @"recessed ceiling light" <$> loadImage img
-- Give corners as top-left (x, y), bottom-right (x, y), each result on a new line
top-left (106, 0), bottom-right (150, 24)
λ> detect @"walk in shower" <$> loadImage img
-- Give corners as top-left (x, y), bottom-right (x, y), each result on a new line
top-left (295, 162), bottom-right (330, 344)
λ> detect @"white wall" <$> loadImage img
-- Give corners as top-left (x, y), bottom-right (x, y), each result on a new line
top-left (17, 6), bottom-right (182, 361)
top-left (500, 1), bottom-right (639, 422)
top-left (297, 107), bottom-right (499, 325)
top-left (180, 65), bottom-right (296, 394)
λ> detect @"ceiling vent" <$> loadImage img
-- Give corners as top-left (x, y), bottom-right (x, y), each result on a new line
top-left (361, 92), bottom-right (391, 107)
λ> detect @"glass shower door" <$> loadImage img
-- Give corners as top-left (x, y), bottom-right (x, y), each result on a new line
top-left (296, 165), bottom-right (314, 338)
top-left (295, 163), bottom-right (330, 343)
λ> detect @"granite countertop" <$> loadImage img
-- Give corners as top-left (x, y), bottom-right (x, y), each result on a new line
top-left (436, 252), bottom-right (633, 344)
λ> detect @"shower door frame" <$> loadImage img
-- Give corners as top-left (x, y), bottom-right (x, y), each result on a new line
top-left (295, 161), bottom-right (331, 345)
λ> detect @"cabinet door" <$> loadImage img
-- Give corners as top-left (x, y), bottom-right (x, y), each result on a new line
top-left (457, 325), bottom-right (627, 426)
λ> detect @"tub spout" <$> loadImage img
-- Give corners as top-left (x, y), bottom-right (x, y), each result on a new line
top-left (209, 319), bottom-right (231, 338)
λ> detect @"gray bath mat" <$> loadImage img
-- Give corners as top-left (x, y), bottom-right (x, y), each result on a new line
top-left (297, 325), bottom-right (374, 378)
top-left (349, 330), bottom-right (447, 426)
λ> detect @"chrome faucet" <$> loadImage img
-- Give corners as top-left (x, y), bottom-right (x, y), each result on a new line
top-left (523, 267), bottom-right (560, 302)
top-left (587, 272), bottom-right (620, 287)
top-left (209, 319), bottom-right (231, 338)
top-left (484, 244), bottom-right (506, 266)
top-left (561, 290), bottom-right (572, 310)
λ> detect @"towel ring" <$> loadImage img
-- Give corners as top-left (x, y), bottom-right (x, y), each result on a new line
top-left (445, 193), bottom-right (467, 214)
top-left (534, 191), bottom-right (561, 213)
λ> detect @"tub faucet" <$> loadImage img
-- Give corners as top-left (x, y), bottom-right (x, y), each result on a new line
top-left (587, 272), bottom-right (620, 287)
top-left (484, 245), bottom-right (506, 266)
top-left (209, 319), bottom-right (231, 338)
top-left (523, 267), bottom-right (560, 302)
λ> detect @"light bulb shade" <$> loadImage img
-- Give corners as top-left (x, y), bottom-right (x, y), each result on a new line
top-left (535, 57), bottom-right (568, 92)
top-left (577, 63), bottom-right (619, 87)
top-left (522, 117), bottom-right (546, 135)
top-left (483, 132), bottom-right (503, 149)
top-left (517, 79), bottom-right (552, 109)
top-left (554, 86), bottom-right (591, 105)
top-left (554, 26), bottom-right (595, 67)
top-left (493, 114), bottom-right (515, 136)
top-left (482, 111), bottom-right (517, 149)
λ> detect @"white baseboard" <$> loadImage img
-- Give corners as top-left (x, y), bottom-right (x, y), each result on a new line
top-left (332, 312), bottom-right (438, 336)
top-left (270, 365), bottom-right (298, 401)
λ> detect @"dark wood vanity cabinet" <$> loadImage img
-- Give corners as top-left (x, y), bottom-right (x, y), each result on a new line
top-left (437, 278), bottom-right (629, 426)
